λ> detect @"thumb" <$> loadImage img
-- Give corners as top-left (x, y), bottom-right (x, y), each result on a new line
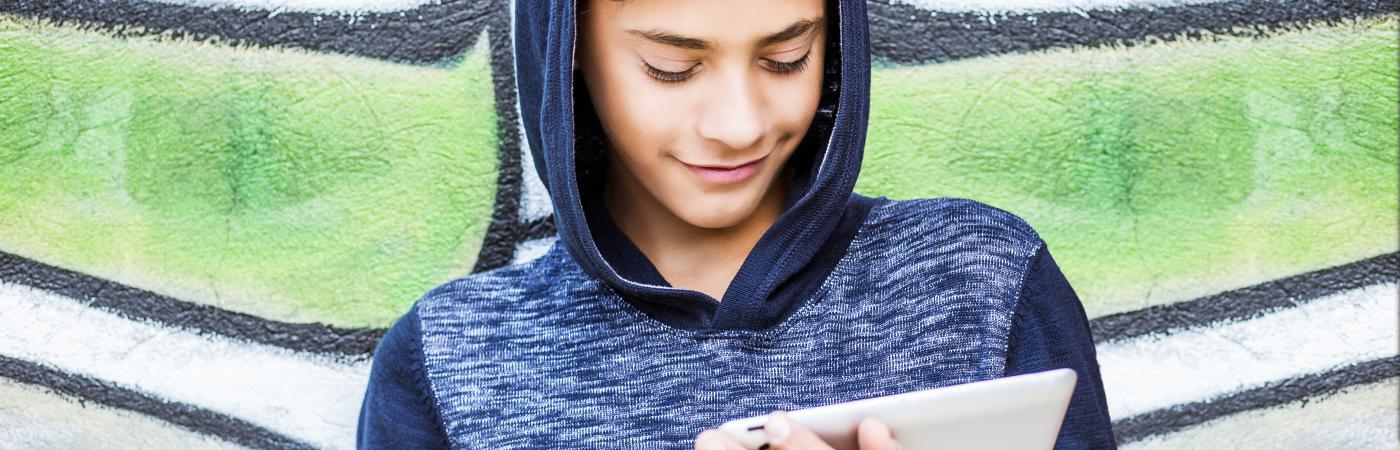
top-left (765, 411), bottom-right (834, 450)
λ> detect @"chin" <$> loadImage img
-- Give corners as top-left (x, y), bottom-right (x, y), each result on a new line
top-left (670, 193), bottom-right (764, 230)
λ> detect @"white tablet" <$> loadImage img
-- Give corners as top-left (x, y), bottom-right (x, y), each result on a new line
top-left (718, 368), bottom-right (1077, 450)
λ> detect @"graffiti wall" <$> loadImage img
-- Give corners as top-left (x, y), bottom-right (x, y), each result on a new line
top-left (0, 0), bottom-right (1395, 448)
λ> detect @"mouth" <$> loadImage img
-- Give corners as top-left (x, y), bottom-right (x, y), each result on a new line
top-left (682, 156), bottom-right (766, 186)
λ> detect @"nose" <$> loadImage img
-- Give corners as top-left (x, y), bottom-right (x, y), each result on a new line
top-left (695, 67), bottom-right (767, 152)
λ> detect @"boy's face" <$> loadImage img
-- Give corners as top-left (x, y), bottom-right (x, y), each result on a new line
top-left (578, 0), bottom-right (827, 229)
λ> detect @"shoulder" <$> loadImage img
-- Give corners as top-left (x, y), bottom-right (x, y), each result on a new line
top-left (863, 196), bottom-right (1045, 261)
top-left (368, 304), bottom-right (426, 377)
top-left (844, 196), bottom-right (1055, 376)
top-left (873, 196), bottom-right (1040, 238)
top-left (410, 240), bottom-right (614, 358)
top-left (413, 241), bottom-right (581, 322)
top-left (360, 303), bottom-right (453, 449)
top-left (852, 196), bottom-right (1050, 318)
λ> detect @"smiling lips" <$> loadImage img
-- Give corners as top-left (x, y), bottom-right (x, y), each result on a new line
top-left (683, 156), bottom-right (765, 185)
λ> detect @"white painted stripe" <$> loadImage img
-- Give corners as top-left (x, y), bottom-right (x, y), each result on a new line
top-left (0, 282), bottom-right (371, 450)
top-left (512, 0), bottom-right (556, 223)
top-left (1121, 378), bottom-right (1399, 449)
top-left (892, 0), bottom-right (1226, 14)
top-left (144, 0), bottom-right (437, 14)
top-left (1097, 282), bottom-right (1399, 419)
top-left (0, 378), bottom-right (247, 450)
top-left (512, 237), bottom-right (558, 265)
top-left (517, 118), bottom-right (554, 222)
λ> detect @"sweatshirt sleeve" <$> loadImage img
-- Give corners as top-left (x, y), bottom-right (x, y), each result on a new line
top-left (357, 304), bottom-right (452, 450)
top-left (1003, 243), bottom-right (1118, 449)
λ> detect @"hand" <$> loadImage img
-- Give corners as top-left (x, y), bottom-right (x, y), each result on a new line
top-left (695, 410), bottom-right (906, 450)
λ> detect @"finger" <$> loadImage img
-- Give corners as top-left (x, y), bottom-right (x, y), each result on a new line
top-left (764, 410), bottom-right (835, 450)
top-left (856, 417), bottom-right (895, 450)
top-left (696, 428), bottom-right (749, 450)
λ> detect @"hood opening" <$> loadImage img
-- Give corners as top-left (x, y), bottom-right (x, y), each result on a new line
top-left (514, 0), bottom-right (873, 332)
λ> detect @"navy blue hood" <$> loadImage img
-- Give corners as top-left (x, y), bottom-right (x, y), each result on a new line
top-left (513, 0), bottom-right (875, 332)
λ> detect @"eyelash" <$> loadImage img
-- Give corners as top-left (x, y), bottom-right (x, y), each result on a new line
top-left (644, 64), bottom-right (696, 83)
top-left (765, 50), bottom-right (812, 74)
top-left (643, 50), bottom-right (812, 84)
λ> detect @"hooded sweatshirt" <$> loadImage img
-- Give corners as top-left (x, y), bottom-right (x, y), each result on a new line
top-left (357, 0), bottom-right (1116, 448)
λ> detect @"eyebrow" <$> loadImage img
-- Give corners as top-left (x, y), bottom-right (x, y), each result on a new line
top-left (626, 16), bottom-right (825, 51)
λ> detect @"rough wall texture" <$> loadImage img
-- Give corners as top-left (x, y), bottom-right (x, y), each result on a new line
top-left (0, 0), bottom-right (1396, 448)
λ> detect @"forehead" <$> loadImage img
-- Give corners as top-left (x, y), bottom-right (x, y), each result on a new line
top-left (586, 0), bottom-right (825, 47)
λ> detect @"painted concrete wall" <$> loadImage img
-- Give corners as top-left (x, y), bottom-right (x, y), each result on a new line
top-left (0, 0), bottom-right (1395, 448)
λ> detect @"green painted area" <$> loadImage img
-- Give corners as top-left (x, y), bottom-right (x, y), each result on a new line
top-left (0, 16), bottom-right (501, 327)
top-left (1, 14), bottom-right (1395, 328)
top-left (861, 17), bottom-right (1400, 317)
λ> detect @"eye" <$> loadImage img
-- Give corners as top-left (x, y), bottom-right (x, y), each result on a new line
top-left (764, 49), bottom-right (812, 74)
top-left (644, 62), bottom-right (698, 83)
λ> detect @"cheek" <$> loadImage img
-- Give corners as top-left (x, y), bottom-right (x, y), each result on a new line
top-left (597, 71), bottom-right (688, 160)
top-left (592, 66), bottom-right (695, 197)
top-left (602, 69), bottom-right (688, 145)
top-left (620, 90), bottom-right (684, 153)
top-left (764, 72), bottom-right (824, 150)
